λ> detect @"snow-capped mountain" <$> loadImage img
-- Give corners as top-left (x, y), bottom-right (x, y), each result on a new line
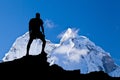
top-left (2, 28), bottom-right (120, 77)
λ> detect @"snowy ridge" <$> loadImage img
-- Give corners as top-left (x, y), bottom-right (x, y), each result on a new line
top-left (2, 28), bottom-right (120, 77)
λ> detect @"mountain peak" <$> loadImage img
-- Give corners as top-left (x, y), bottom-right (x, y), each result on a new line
top-left (2, 28), bottom-right (120, 77)
top-left (60, 28), bottom-right (78, 43)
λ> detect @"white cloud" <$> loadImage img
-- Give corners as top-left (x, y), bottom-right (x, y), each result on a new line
top-left (44, 19), bottom-right (56, 28)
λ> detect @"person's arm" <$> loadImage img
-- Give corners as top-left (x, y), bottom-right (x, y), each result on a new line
top-left (29, 19), bottom-right (32, 33)
top-left (41, 19), bottom-right (45, 35)
top-left (41, 24), bottom-right (44, 35)
top-left (29, 25), bottom-right (32, 32)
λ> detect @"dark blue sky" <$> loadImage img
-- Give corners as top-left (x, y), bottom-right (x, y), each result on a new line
top-left (0, 0), bottom-right (120, 65)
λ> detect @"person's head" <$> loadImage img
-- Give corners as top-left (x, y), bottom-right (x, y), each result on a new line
top-left (36, 13), bottom-right (40, 18)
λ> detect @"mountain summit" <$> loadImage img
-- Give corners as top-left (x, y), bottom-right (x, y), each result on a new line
top-left (2, 28), bottom-right (120, 77)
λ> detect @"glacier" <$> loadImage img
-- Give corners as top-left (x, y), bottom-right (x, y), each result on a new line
top-left (2, 28), bottom-right (120, 77)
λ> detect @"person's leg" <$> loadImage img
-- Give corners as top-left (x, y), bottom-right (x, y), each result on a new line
top-left (39, 34), bottom-right (46, 53)
top-left (26, 38), bottom-right (33, 56)
top-left (41, 38), bottom-right (46, 53)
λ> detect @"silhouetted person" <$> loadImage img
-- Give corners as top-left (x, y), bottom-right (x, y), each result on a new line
top-left (26, 13), bottom-right (46, 56)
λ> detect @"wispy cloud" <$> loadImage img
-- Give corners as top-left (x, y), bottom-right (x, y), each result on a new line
top-left (44, 19), bottom-right (56, 28)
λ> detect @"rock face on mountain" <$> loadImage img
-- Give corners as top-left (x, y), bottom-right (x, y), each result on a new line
top-left (0, 52), bottom-right (119, 80)
top-left (2, 28), bottom-right (120, 77)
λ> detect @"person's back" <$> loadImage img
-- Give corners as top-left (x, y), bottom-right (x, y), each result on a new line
top-left (26, 13), bottom-right (46, 56)
top-left (29, 18), bottom-right (43, 34)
